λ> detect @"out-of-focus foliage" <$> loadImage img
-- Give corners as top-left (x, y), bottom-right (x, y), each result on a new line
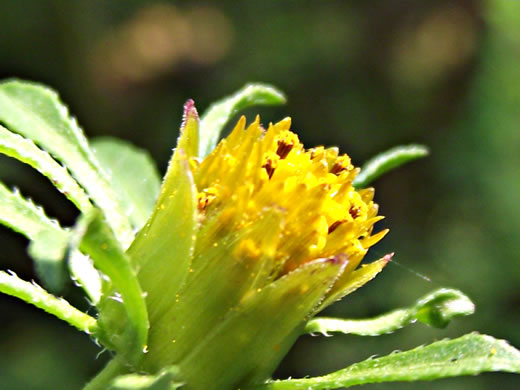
top-left (0, 1), bottom-right (518, 389)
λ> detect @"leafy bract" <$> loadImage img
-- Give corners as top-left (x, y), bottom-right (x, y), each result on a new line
top-left (0, 270), bottom-right (97, 334)
top-left (179, 258), bottom-right (348, 390)
top-left (0, 80), bottom-right (133, 247)
top-left (0, 182), bottom-right (69, 291)
top-left (128, 114), bottom-right (198, 322)
top-left (177, 99), bottom-right (200, 160)
top-left (0, 124), bottom-right (92, 212)
top-left (253, 334), bottom-right (520, 389)
top-left (305, 288), bottom-right (475, 336)
top-left (68, 250), bottom-right (103, 305)
top-left (318, 256), bottom-right (389, 311)
top-left (92, 137), bottom-right (160, 231)
top-left (73, 210), bottom-right (148, 365)
top-left (353, 144), bottom-right (429, 189)
top-left (141, 209), bottom-right (286, 374)
top-left (199, 83), bottom-right (286, 158)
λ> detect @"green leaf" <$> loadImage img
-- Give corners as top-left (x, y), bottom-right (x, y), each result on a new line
top-left (251, 333), bottom-right (520, 389)
top-left (73, 210), bottom-right (148, 365)
top-left (141, 209), bottom-right (286, 374)
top-left (353, 144), bottom-right (429, 189)
top-left (305, 288), bottom-right (475, 336)
top-left (28, 230), bottom-right (70, 291)
top-left (199, 83), bottom-right (286, 158)
top-left (0, 123), bottom-right (100, 296)
top-left (92, 137), bottom-right (161, 231)
top-left (0, 182), bottom-right (69, 291)
top-left (128, 148), bottom-right (197, 322)
top-left (0, 182), bottom-right (65, 239)
top-left (68, 250), bottom-right (103, 305)
top-left (0, 270), bottom-right (97, 334)
top-left (0, 79), bottom-right (133, 246)
top-left (109, 367), bottom-right (183, 390)
top-left (414, 288), bottom-right (475, 328)
top-left (179, 257), bottom-right (348, 390)
top-left (94, 108), bottom-right (197, 361)
top-left (0, 124), bottom-right (92, 211)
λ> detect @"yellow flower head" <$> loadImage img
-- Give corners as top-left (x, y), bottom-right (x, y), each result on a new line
top-left (192, 116), bottom-right (387, 278)
top-left (137, 105), bottom-right (391, 387)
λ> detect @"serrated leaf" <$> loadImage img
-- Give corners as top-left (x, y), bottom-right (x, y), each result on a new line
top-left (0, 182), bottom-right (69, 291)
top-left (199, 83), bottom-right (286, 158)
top-left (179, 257), bottom-right (348, 390)
top-left (252, 333), bottom-right (520, 389)
top-left (0, 270), bottom-right (97, 334)
top-left (0, 182), bottom-right (65, 238)
top-left (305, 288), bottom-right (475, 336)
top-left (0, 79), bottom-right (133, 246)
top-left (109, 367), bottom-right (182, 390)
top-left (73, 210), bottom-right (148, 365)
top-left (353, 144), bottom-right (429, 189)
top-left (28, 230), bottom-right (69, 292)
top-left (0, 124), bottom-right (92, 211)
top-left (92, 137), bottom-right (160, 231)
top-left (68, 250), bottom-right (102, 305)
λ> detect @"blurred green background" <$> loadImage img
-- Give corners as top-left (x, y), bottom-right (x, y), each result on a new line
top-left (0, 0), bottom-right (519, 389)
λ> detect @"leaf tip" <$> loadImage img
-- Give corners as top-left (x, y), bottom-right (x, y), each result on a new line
top-left (182, 99), bottom-right (199, 126)
top-left (382, 252), bottom-right (394, 264)
top-left (243, 82), bottom-right (287, 104)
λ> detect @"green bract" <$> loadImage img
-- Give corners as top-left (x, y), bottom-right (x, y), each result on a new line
top-left (0, 79), bottom-right (518, 390)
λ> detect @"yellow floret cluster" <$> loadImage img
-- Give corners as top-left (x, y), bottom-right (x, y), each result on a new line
top-left (191, 116), bottom-right (387, 278)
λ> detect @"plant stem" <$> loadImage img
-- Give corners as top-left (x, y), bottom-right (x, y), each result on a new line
top-left (83, 355), bottom-right (128, 390)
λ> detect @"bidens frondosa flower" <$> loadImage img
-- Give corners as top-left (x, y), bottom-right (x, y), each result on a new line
top-left (132, 102), bottom-right (390, 390)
